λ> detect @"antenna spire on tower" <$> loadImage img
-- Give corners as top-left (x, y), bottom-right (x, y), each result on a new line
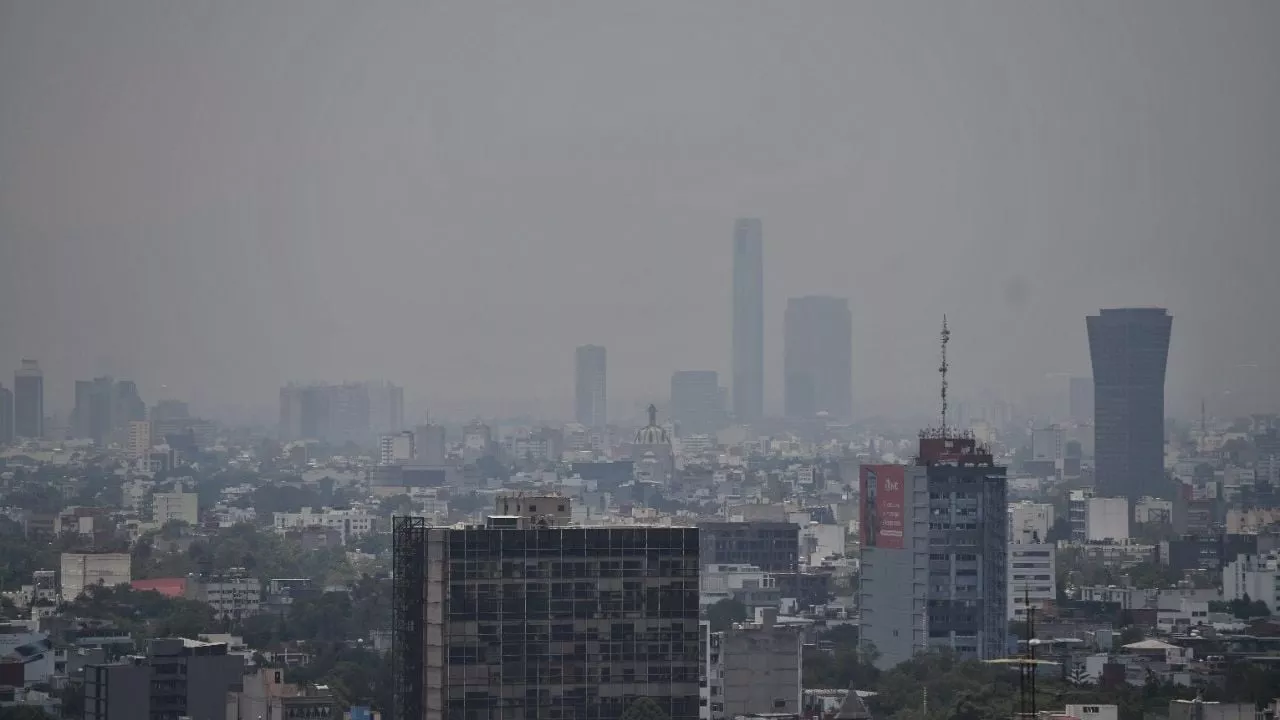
top-left (940, 315), bottom-right (950, 434)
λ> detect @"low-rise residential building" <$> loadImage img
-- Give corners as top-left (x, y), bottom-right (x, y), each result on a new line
top-left (153, 487), bottom-right (199, 526)
top-left (187, 570), bottom-right (262, 621)
top-left (1223, 552), bottom-right (1280, 614)
top-left (272, 507), bottom-right (377, 543)
top-left (60, 553), bottom-right (131, 600)
top-left (704, 610), bottom-right (802, 720)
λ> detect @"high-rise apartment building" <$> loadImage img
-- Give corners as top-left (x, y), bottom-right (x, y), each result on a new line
top-left (278, 381), bottom-right (391, 445)
top-left (127, 420), bottom-right (151, 460)
top-left (1087, 308), bottom-right (1172, 502)
top-left (1068, 376), bottom-right (1093, 425)
top-left (393, 500), bottom-right (701, 720)
top-left (783, 296), bottom-right (853, 420)
top-left (731, 219), bottom-right (763, 423)
top-left (13, 359), bottom-right (44, 439)
top-left (575, 345), bottom-right (607, 428)
top-left (0, 384), bottom-right (13, 447)
top-left (670, 370), bottom-right (723, 437)
top-left (858, 433), bottom-right (1008, 669)
top-left (380, 430), bottom-right (416, 466)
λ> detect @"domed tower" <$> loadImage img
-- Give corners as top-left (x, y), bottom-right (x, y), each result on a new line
top-left (632, 404), bottom-right (674, 485)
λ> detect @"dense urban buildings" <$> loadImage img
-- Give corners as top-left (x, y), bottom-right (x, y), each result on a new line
top-left (697, 521), bottom-right (799, 574)
top-left (670, 370), bottom-right (723, 436)
top-left (859, 432), bottom-right (1009, 669)
top-left (13, 359), bottom-right (44, 440)
top-left (731, 218), bottom-right (763, 423)
top-left (72, 376), bottom-right (145, 445)
top-left (574, 344), bottom-right (607, 428)
top-left (83, 638), bottom-right (245, 720)
top-left (392, 500), bottom-right (701, 720)
top-left (1087, 308), bottom-right (1173, 502)
top-left (783, 295), bottom-right (853, 420)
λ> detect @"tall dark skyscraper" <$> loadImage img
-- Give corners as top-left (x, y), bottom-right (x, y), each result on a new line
top-left (1087, 308), bottom-right (1172, 502)
top-left (731, 218), bottom-right (763, 423)
top-left (13, 359), bottom-right (43, 439)
top-left (783, 296), bottom-right (853, 420)
top-left (0, 384), bottom-right (13, 447)
top-left (574, 344), bottom-right (607, 428)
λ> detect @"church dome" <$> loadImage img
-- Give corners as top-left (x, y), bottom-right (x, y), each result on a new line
top-left (634, 404), bottom-right (670, 445)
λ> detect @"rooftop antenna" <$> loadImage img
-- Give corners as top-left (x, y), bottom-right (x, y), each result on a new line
top-left (939, 315), bottom-right (951, 434)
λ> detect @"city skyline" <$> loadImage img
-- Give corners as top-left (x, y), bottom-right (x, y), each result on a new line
top-left (2, 2), bottom-right (1278, 422)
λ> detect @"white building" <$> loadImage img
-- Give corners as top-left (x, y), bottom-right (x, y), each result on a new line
top-left (272, 507), bottom-right (377, 543)
top-left (379, 431), bottom-right (415, 466)
top-left (153, 488), bottom-right (199, 526)
top-left (1009, 542), bottom-right (1056, 620)
top-left (1156, 595), bottom-right (1210, 633)
top-left (189, 570), bottom-right (262, 621)
top-left (1086, 497), bottom-right (1130, 542)
top-left (1009, 501), bottom-right (1054, 544)
top-left (1223, 553), bottom-right (1280, 614)
top-left (60, 553), bottom-right (131, 600)
top-left (127, 420), bottom-right (151, 459)
top-left (700, 564), bottom-right (774, 607)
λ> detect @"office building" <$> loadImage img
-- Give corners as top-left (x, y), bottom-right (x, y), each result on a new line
top-left (1008, 501), bottom-right (1053, 544)
top-left (415, 423), bottom-right (448, 464)
top-left (73, 376), bottom-right (145, 445)
top-left (1068, 376), bottom-right (1093, 425)
top-left (670, 370), bottom-right (723, 436)
top-left (463, 420), bottom-right (493, 463)
top-left (392, 499), bottom-right (701, 720)
top-left (732, 218), bottom-right (764, 423)
top-left (380, 430), bottom-right (416, 466)
top-left (697, 521), bottom-right (799, 574)
top-left (60, 553), bottom-right (132, 600)
top-left (150, 399), bottom-right (190, 424)
top-left (783, 296), bottom-right (853, 420)
top-left (858, 433), bottom-right (1008, 670)
top-left (1087, 308), bottom-right (1172, 502)
top-left (1085, 497), bottom-right (1130, 542)
top-left (83, 638), bottom-right (245, 720)
top-left (1008, 542), bottom-right (1056, 620)
top-left (13, 359), bottom-right (43, 439)
top-left (0, 383), bottom-right (13, 447)
top-left (575, 345), bottom-right (607, 428)
top-left (187, 570), bottom-right (262, 621)
top-left (368, 380), bottom-right (406, 436)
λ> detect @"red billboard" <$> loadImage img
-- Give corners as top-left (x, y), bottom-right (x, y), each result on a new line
top-left (860, 464), bottom-right (905, 549)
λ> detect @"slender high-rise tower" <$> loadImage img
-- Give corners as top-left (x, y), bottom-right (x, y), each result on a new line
top-left (574, 345), bottom-right (607, 428)
top-left (783, 296), bottom-right (853, 420)
top-left (13, 359), bottom-right (43, 439)
top-left (732, 218), bottom-right (764, 423)
top-left (1087, 308), bottom-right (1172, 502)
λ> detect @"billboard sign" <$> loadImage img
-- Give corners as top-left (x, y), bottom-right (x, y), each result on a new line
top-left (860, 464), bottom-right (905, 549)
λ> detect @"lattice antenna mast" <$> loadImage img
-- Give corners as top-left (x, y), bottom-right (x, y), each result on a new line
top-left (939, 315), bottom-right (951, 433)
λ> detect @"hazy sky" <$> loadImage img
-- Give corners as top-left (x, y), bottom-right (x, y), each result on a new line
top-left (2, 1), bottom-right (1278, 423)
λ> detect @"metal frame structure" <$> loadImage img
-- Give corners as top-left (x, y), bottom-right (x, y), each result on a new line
top-left (394, 516), bottom-right (431, 720)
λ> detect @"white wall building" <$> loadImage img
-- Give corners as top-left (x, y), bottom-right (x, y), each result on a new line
top-left (1087, 497), bottom-right (1130, 542)
top-left (60, 553), bottom-right (131, 600)
top-left (1009, 501), bottom-right (1054, 544)
top-left (1008, 542), bottom-right (1056, 620)
top-left (153, 489), bottom-right (199, 526)
top-left (700, 564), bottom-right (774, 607)
top-left (379, 431), bottom-right (415, 466)
top-left (272, 507), bottom-right (377, 543)
top-left (1223, 553), bottom-right (1280, 614)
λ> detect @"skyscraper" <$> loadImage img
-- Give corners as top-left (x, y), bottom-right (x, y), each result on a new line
top-left (1087, 308), bottom-right (1172, 502)
top-left (783, 296), bottom-right (853, 420)
top-left (0, 384), bottom-right (13, 447)
top-left (13, 359), bottom-right (43, 439)
top-left (1068, 376), bottom-right (1093, 424)
top-left (393, 500), bottom-right (701, 720)
top-left (859, 433), bottom-right (1008, 669)
top-left (669, 370), bottom-right (723, 436)
top-left (574, 345), bottom-right (607, 428)
top-left (731, 218), bottom-right (763, 423)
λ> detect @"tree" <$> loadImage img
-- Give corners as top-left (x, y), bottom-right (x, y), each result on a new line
top-left (706, 598), bottom-right (748, 632)
top-left (618, 698), bottom-right (671, 720)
